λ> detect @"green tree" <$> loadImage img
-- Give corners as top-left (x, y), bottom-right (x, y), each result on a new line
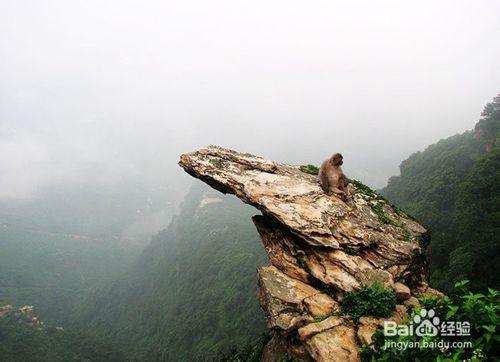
top-left (381, 94), bottom-right (499, 292)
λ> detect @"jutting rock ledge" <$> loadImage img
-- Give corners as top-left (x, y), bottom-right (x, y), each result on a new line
top-left (179, 146), bottom-right (442, 361)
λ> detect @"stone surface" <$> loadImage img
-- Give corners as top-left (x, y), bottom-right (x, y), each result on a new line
top-left (305, 324), bottom-right (360, 362)
top-left (403, 296), bottom-right (420, 308)
top-left (391, 305), bottom-right (409, 325)
top-left (303, 293), bottom-right (339, 318)
top-left (357, 316), bottom-right (383, 346)
top-left (179, 146), bottom-right (426, 250)
top-left (261, 332), bottom-right (289, 362)
top-left (179, 146), bottom-right (435, 361)
top-left (356, 304), bottom-right (410, 348)
top-left (414, 282), bottom-right (445, 299)
top-left (394, 282), bottom-right (411, 301)
top-left (298, 316), bottom-right (344, 340)
top-left (262, 331), bottom-right (313, 362)
top-left (258, 266), bottom-right (318, 332)
top-left (253, 213), bottom-right (418, 295)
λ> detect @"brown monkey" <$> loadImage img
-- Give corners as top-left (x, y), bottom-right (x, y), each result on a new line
top-left (318, 153), bottom-right (349, 198)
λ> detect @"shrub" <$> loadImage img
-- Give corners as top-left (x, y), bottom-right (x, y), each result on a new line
top-left (363, 280), bottom-right (500, 361)
top-left (342, 284), bottom-right (397, 320)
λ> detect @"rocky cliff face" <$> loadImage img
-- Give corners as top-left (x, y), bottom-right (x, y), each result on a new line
top-left (179, 146), bottom-right (440, 361)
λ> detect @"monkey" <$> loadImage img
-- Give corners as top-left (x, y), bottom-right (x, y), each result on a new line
top-left (318, 153), bottom-right (349, 199)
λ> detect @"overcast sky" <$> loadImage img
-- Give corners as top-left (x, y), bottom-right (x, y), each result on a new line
top-left (1, 0), bottom-right (499, 199)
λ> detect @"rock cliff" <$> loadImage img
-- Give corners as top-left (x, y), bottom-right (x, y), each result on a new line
top-left (179, 146), bottom-right (440, 361)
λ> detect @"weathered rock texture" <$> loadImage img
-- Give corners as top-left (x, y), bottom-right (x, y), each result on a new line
top-left (179, 146), bottom-right (435, 361)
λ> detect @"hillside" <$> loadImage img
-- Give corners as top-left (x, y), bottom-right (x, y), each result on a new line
top-left (72, 183), bottom-right (268, 360)
top-left (381, 95), bottom-right (500, 291)
top-left (0, 305), bottom-right (125, 361)
top-left (0, 179), bottom-right (181, 325)
top-left (0, 225), bottom-right (139, 325)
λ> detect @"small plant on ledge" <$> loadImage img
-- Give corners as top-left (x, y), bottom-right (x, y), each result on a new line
top-left (341, 283), bottom-right (397, 320)
top-left (299, 164), bottom-right (320, 175)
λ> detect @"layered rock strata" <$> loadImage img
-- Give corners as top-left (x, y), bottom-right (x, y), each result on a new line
top-left (179, 146), bottom-right (439, 361)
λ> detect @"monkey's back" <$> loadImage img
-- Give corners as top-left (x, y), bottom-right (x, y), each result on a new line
top-left (318, 159), bottom-right (332, 191)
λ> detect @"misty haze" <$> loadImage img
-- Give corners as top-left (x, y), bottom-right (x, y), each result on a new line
top-left (0, 1), bottom-right (499, 361)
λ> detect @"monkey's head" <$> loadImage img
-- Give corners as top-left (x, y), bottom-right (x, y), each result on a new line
top-left (330, 153), bottom-right (343, 166)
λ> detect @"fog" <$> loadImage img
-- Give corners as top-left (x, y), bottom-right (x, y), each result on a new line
top-left (1, 0), bottom-right (499, 204)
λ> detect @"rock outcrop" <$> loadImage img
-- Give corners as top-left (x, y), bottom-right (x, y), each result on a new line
top-left (0, 305), bottom-right (43, 328)
top-left (179, 146), bottom-right (436, 361)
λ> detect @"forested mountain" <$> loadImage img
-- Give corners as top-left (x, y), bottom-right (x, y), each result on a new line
top-left (0, 180), bottom-right (181, 325)
top-left (381, 95), bottom-right (500, 292)
top-left (72, 183), bottom-right (268, 360)
top-left (0, 305), bottom-right (125, 361)
top-left (0, 225), bottom-right (138, 325)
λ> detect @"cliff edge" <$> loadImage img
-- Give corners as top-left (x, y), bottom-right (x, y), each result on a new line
top-left (179, 146), bottom-right (440, 361)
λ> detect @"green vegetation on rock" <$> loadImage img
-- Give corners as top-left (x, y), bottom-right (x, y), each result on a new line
top-left (298, 164), bottom-right (320, 175)
top-left (297, 256), bottom-right (311, 272)
top-left (363, 281), bottom-right (500, 361)
top-left (350, 179), bottom-right (380, 199)
top-left (341, 283), bottom-right (397, 320)
top-left (348, 179), bottom-right (400, 226)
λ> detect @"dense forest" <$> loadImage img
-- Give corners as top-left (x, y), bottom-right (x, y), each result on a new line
top-left (381, 95), bottom-right (499, 292)
top-left (0, 224), bottom-right (137, 325)
top-left (0, 311), bottom-right (125, 361)
top-left (0, 181), bottom-right (180, 358)
top-left (0, 180), bottom-right (171, 325)
top-left (71, 184), bottom-right (268, 360)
